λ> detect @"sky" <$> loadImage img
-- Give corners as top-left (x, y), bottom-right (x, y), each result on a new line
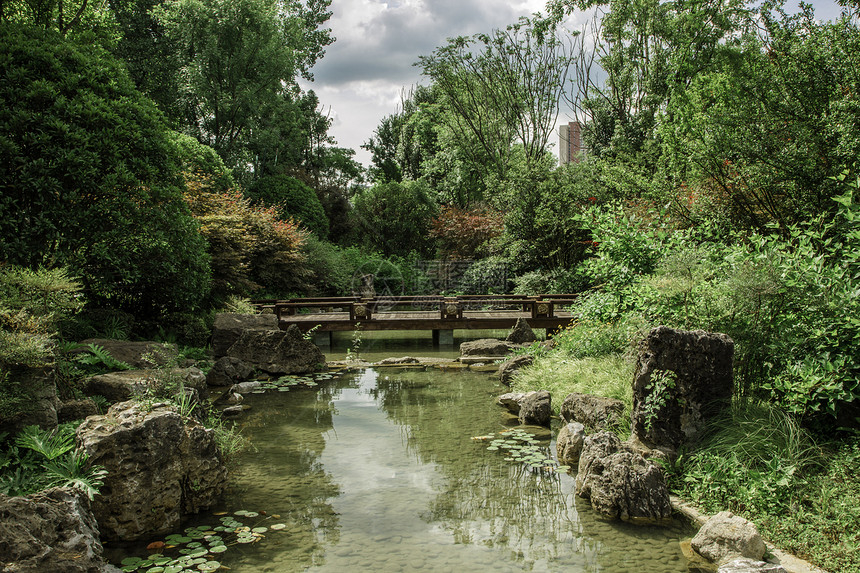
top-left (304, 0), bottom-right (848, 169)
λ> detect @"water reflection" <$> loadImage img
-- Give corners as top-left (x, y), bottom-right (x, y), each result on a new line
top-left (175, 367), bottom-right (691, 572)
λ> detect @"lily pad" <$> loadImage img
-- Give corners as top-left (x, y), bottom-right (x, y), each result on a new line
top-left (270, 523), bottom-right (286, 530)
top-left (209, 545), bottom-right (227, 554)
top-left (196, 561), bottom-right (221, 572)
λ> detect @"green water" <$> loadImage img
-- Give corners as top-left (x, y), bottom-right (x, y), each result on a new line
top-left (324, 329), bottom-right (527, 362)
top-left (175, 366), bottom-right (693, 573)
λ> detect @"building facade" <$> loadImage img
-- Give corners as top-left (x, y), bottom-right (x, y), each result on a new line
top-left (559, 121), bottom-right (583, 165)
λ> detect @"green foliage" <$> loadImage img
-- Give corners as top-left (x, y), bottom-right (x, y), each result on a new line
top-left (352, 180), bottom-right (439, 257)
top-left (459, 256), bottom-right (515, 295)
top-left (171, 132), bottom-right (235, 191)
top-left (0, 423), bottom-right (107, 499)
top-left (0, 25), bottom-right (211, 320)
top-left (73, 344), bottom-right (133, 372)
top-left (247, 175), bottom-right (329, 238)
top-left (511, 353), bottom-right (633, 420)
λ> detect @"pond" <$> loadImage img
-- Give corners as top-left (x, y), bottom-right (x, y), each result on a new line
top-left (111, 360), bottom-right (694, 573)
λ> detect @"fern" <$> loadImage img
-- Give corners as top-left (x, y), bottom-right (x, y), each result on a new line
top-left (15, 425), bottom-right (75, 460)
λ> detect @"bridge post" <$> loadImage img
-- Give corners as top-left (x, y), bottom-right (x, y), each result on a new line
top-left (313, 330), bottom-right (332, 350)
top-left (433, 329), bottom-right (454, 347)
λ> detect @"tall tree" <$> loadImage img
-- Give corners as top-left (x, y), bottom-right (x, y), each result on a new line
top-left (152, 0), bottom-right (333, 167)
top-left (417, 16), bottom-right (574, 179)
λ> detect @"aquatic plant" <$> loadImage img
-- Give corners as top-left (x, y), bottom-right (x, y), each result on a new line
top-left (473, 428), bottom-right (570, 473)
top-left (117, 510), bottom-right (290, 572)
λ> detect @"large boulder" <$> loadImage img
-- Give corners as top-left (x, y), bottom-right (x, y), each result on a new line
top-left (0, 486), bottom-right (119, 573)
top-left (560, 393), bottom-right (626, 432)
top-left (718, 560), bottom-right (787, 573)
top-left (206, 356), bottom-right (255, 386)
top-left (631, 326), bottom-right (734, 455)
top-left (575, 432), bottom-right (672, 525)
top-left (459, 338), bottom-right (512, 357)
top-left (58, 399), bottom-right (100, 423)
top-left (556, 421), bottom-right (586, 466)
top-left (497, 354), bottom-right (533, 386)
top-left (506, 318), bottom-right (537, 344)
top-left (691, 511), bottom-right (767, 565)
top-left (76, 400), bottom-right (229, 541)
top-left (0, 365), bottom-right (59, 436)
top-left (80, 339), bottom-right (179, 369)
top-left (211, 313), bottom-right (278, 358)
top-left (518, 390), bottom-right (552, 427)
top-left (84, 367), bottom-right (209, 403)
top-left (226, 324), bottom-right (324, 374)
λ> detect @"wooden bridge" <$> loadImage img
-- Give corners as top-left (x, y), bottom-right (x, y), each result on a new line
top-left (253, 294), bottom-right (577, 345)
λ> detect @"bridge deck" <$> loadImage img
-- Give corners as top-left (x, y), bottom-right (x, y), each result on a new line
top-left (255, 295), bottom-right (578, 334)
top-left (278, 310), bottom-right (574, 332)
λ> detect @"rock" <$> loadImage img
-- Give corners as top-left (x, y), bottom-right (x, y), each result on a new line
top-left (0, 365), bottom-right (59, 436)
top-left (518, 390), bottom-right (552, 426)
top-left (561, 392), bottom-right (627, 432)
top-left (459, 338), bottom-right (512, 357)
top-left (226, 325), bottom-right (325, 374)
top-left (377, 356), bottom-right (420, 365)
top-left (57, 399), bottom-right (100, 423)
top-left (691, 511), bottom-right (767, 564)
top-left (84, 367), bottom-right (210, 403)
top-left (206, 356), bottom-right (255, 386)
top-left (631, 326), bottom-right (734, 454)
top-left (229, 381), bottom-right (262, 394)
top-left (506, 318), bottom-right (537, 344)
top-left (575, 431), bottom-right (672, 525)
top-left (76, 400), bottom-right (229, 541)
top-left (497, 354), bottom-right (534, 386)
top-left (211, 313), bottom-right (278, 358)
top-left (556, 422), bottom-right (586, 466)
top-left (222, 405), bottom-right (244, 417)
top-left (80, 339), bottom-right (178, 369)
top-left (718, 559), bottom-right (787, 573)
top-left (0, 486), bottom-right (119, 573)
top-left (498, 392), bottom-right (527, 414)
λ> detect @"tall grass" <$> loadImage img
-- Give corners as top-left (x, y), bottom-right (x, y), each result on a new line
top-left (510, 352), bottom-right (634, 416)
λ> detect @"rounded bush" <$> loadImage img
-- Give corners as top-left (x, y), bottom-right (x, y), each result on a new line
top-left (247, 175), bottom-right (329, 238)
top-left (0, 24), bottom-right (211, 318)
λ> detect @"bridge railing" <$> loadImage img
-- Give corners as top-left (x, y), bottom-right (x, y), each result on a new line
top-left (253, 294), bottom-right (579, 321)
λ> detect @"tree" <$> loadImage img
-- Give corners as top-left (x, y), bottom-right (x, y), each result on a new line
top-left (417, 17), bottom-right (574, 180)
top-left (352, 181), bottom-right (439, 257)
top-left (0, 24), bottom-right (211, 318)
top-left (660, 4), bottom-right (860, 230)
top-left (247, 174), bottom-right (329, 238)
top-left (152, 0), bottom-right (333, 167)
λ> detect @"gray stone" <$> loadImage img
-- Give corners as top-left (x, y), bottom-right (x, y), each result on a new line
top-left (222, 405), bottom-right (244, 417)
top-left (506, 318), bottom-right (537, 344)
top-left (497, 354), bottom-right (533, 386)
top-left (57, 399), bottom-right (100, 423)
top-left (229, 381), bottom-right (262, 394)
top-left (226, 325), bottom-right (325, 374)
top-left (76, 400), bottom-right (229, 541)
top-left (0, 486), bottom-right (118, 573)
top-left (207, 356), bottom-right (255, 386)
top-left (211, 313), bottom-right (278, 358)
top-left (498, 392), bottom-right (528, 414)
top-left (718, 559), bottom-right (787, 573)
top-left (575, 432), bottom-right (672, 525)
top-left (377, 356), bottom-right (420, 365)
top-left (80, 339), bottom-right (178, 369)
top-left (561, 392), bottom-right (626, 432)
top-left (518, 390), bottom-right (552, 427)
top-left (0, 365), bottom-right (59, 436)
top-left (692, 511), bottom-right (767, 564)
top-left (631, 326), bottom-right (734, 454)
top-left (84, 367), bottom-right (210, 403)
top-left (459, 338), bottom-right (512, 357)
top-left (556, 422), bottom-right (586, 466)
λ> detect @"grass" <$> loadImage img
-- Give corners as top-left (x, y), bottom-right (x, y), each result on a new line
top-left (510, 351), bottom-right (634, 416)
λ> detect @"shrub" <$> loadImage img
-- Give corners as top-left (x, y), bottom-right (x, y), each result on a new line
top-left (184, 172), bottom-right (308, 302)
top-left (430, 205), bottom-right (503, 259)
top-left (352, 180), bottom-right (438, 257)
top-left (459, 256), bottom-right (515, 295)
top-left (0, 25), bottom-right (211, 319)
top-left (247, 174), bottom-right (329, 238)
